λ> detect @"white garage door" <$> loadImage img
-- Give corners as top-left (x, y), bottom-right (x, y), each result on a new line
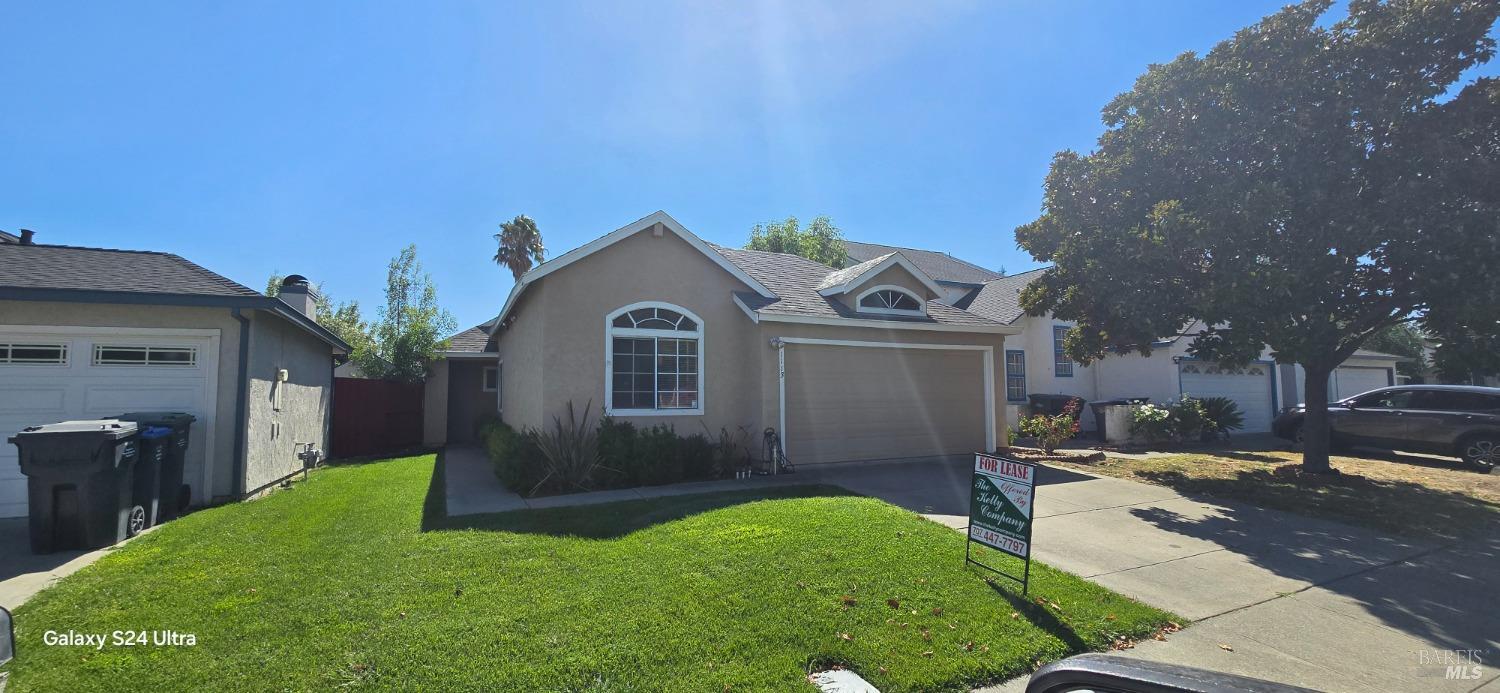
top-left (0, 327), bottom-right (218, 519)
top-left (1332, 366), bottom-right (1392, 401)
top-left (781, 340), bottom-right (994, 465)
top-left (1178, 361), bottom-right (1276, 433)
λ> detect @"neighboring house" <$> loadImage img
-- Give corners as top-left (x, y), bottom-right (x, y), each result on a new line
top-left (424, 211), bottom-right (1019, 466)
top-left (423, 320), bottom-right (500, 445)
top-left (862, 247), bottom-right (1403, 433)
top-left (0, 231), bottom-right (350, 519)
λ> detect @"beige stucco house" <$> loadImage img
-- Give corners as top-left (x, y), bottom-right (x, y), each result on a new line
top-left (424, 211), bottom-right (1020, 466)
top-left (0, 230), bottom-right (349, 519)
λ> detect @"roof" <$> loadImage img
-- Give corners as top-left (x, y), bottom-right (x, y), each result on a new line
top-left (712, 245), bottom-right (1003, 328)
top-left (816, 253), bottom-right (893, 291)
top-left (0, 241), bottom-right (349, 353)
top-left (957, 267), bottom-right (1050, 324)
top-left (0, 243), bottom-right (263, 297)
top-left (843, 240), bottom-right (1003, 285)
top-left (444, 322), bottom-right (497, 354)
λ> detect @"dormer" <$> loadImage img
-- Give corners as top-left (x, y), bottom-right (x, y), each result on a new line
top-left (816, 252), bottom-right (945, 317)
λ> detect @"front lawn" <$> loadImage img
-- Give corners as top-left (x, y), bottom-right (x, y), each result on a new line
top-left (1049, 450), bottom-right (1499, 539)
top-left (3, 454), bottom-right (1176, 692)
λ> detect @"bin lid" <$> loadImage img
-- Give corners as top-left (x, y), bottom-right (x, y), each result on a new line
top-left (140, 426), bottom-right (173, 439)
top-left (12, 419), bottom-right (139, 440)
top-left (113, 411), bottom-right (196, 427)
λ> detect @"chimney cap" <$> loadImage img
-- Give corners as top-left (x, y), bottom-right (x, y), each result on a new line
top-left (281, 274), bottom-right (310, 288)
top-left (19, 229), bottom-right (35, 245)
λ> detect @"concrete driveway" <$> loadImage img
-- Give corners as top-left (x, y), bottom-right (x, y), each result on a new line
top-left (804, 457), bottom-right (1498, 692)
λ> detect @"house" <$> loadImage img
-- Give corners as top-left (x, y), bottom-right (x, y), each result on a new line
top-left (846, 242), bottom-right (1403, 433)
top-left (423, 212), bottom-right (1020, 466)
top-left (0, 230), bottom-right (350, 519)
top-left (423, 320), bottom-right (500, 445)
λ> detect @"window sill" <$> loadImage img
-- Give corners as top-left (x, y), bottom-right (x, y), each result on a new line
top-left (606, 408), bottom-right (704, 417)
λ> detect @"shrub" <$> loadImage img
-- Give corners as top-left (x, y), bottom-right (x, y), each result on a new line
top-left (596, 417), bottom-right (637, 488)
top-left (1169, 396), bottom-right (1211, 442)
top-left (529, 400), bottom-right (607, 494)
top-left (678, 433), bottom-right (716, 480)
top-left (702, 424), bottom-right (752, 478)
top-left (1200, 396), bottom-right (1245, 440)
top-left (1129, 404), bottom-right (1174, 444)
top-left (633, 424), bottom-right (684, 486)
top-left (479, 417), bottom-right (546, 493)
top-left (1018, 397), bottom-right (1082, 453)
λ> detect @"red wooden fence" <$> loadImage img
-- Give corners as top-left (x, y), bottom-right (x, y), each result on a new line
top-left (332, 378), bottom-right (425, 458)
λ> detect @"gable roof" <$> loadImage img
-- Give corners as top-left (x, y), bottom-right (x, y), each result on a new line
top-left (493, 211), bottom-right (775, 330)
top-left (958, 267), bottom-right (1050, 324)
top-left (0, 241), bottom-right (349, 352)
top-left (713, 245), bottom-right (1008, 330)
top-left (444, 320), bottom-right (497, 354)
top-left (843, 240), bottom-right (1002, 285)
top-left (814, 251), bottom-right (946, 298)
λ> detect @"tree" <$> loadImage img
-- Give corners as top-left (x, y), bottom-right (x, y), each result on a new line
top-left (1014, 0), bottom-right (1500, 474)
top-left (1364, 324), bottom-right (1428, 380)
top-left (747, 215), bottom-right (849, 268)
top-left (493, 214), bottom-right (546, 281)
top-left (371, 245), bottom-right (457, 382)
top-left (266, 274), bottom-right (379, 376)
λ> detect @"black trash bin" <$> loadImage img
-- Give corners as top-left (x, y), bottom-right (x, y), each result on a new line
top-left (131, 426), bottom-right (172, 529)
top-left (8, 420), bottom-right (142, 553)
top-left (115, 412), bottom-right (196, 521)
top-left (1089, 398), bottom-right (1150, 442)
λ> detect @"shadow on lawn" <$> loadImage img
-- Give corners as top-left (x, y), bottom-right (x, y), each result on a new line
top-left (420, 449), bottom-right (854, 538)
top-left (984, 579), bottom-right (1089, 653)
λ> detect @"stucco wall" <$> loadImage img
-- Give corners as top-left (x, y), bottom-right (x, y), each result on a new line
top-left (0, 300), bottom-right (242, 499)
top-left (243, 311), bottom-right (333, 494)
top-left (447, 358), bottom-right (499, 442)
top-left (422, 359), bottom-right (450, 446)
top-left (496, 286), bottom-right (545, 431)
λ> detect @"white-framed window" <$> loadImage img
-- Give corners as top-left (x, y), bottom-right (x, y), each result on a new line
top-left (854, 285), bottom-right (925, 316)
top-left (605, 302), bottom-right (704, 415)
top-left (0, 343), bottom-right (68, 365)
top-left (93, 344), bottom-right (198, 367)
top-left (483, 366), bottom-right (499, 392)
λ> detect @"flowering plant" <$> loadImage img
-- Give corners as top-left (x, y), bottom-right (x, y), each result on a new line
top-left (1018, 397), bottom-right (1082, 453)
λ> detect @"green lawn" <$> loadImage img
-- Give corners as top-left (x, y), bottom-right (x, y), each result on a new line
top-left (3, 454), bottom-right (1176, 692)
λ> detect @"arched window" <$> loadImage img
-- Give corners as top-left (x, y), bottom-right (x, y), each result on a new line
top-left (605, 302), bottom-right (704, 415)
top-left (855, 285), bottom-right (924, 315)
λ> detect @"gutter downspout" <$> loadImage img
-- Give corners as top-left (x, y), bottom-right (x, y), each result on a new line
top-left (231, 308), bottom-right (252, 499)
top-left (772, 337), bottom-right (786, 471)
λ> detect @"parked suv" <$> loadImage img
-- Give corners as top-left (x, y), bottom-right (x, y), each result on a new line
top-left (1272, 385), bottom-right (1500, 470)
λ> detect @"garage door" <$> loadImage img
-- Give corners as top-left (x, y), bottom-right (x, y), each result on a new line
top-left (782, 342), bottom-right (990, 465)
top-left (1332, 366), bottom-right (1392, 401)
top-left (1178, 361), bottom-right (1275, 433)
top-left (0, 327), bottom-right (218, 519)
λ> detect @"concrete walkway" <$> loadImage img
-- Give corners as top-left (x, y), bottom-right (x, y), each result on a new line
top-left (447, 447), bottom-right (1498, 691)
top-left (0, 518), bottom-right (154, 611)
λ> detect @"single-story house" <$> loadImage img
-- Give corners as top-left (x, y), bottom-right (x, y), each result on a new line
top-left (842, 244), bottom-right (1403, 433)
top-left (0, 230), bottom-right (349, 519)
top-left (423, 211), bottom-right (1020, 466)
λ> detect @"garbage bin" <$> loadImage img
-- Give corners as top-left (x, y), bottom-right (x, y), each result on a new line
top-left (1089, 398), bottom-right (1150, 442)
top-left (9, 420), bottom-right (142, 553)
top-left (114, 412), bottom-right (195, 521)
top-left (131, 426), bottom-right (173, 529)
top-left (1028, 393), bottom-right (1085, 417)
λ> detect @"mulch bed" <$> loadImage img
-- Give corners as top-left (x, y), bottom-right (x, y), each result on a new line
top-left (1002, 446), bottom-right (1106, 464)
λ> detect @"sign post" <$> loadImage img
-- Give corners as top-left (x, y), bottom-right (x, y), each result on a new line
top-left (965, 452), bottom-right (1037, 594)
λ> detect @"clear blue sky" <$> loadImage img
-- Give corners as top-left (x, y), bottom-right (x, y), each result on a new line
top-left (3, 1), bottom-right (1494, 330)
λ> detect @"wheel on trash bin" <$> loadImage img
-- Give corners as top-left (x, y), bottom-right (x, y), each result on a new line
top-left (127, 505), bottom-right (147, 537)
top-left (176, 484), bottom-right (191, 514)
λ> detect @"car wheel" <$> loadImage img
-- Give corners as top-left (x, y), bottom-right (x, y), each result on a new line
top-left (1460, 435), bottom-right (1499, 471)
top-left (127, 505), bottom-right (147, 537)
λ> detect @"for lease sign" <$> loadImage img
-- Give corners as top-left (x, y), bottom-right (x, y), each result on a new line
top-left (968, 453), bottom-right (1035, 559)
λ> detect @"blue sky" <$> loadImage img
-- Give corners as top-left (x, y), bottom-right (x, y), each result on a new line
top-left (3, 1), bottom-right (1495, 330)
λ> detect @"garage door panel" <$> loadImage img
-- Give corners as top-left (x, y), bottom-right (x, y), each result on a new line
top-left (82, 382), bottom-right (206, 413)
top-left (784, 345), bottom-right (987, 465)
top-left (1179, 362), bottom-right (1275, 433)
top-left (1333, 367), bottom-right (1390, 401)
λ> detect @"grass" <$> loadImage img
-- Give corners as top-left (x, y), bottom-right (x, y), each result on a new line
top-left (2, 454), bottom-right (1177, 692)
top-left (1049, 449), bottom-right (1499, 539)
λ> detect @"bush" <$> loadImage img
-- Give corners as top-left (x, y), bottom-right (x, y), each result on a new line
top-left (678, 433), bottom-right (716, 481)
top-left (1018, 397), bottom-right (1082, 453)
top-left (529, 400), bottom-right (606, 494)
top-left (596, 417), bottom-right (637, 488)
top-left (1169, 396), bottom-right (1211, 442)
top-left (634, 424), bottom-right (684, 486)
top-left (1200, 396), bottom-right (1245, 440)
top-left (1129, 404), bottom-right (1174, 444)
top-left (479, 417), bottom-right (546, 493)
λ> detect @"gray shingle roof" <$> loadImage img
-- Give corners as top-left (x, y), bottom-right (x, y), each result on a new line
top-left (957, 267), bottom-right (1050, 324)
top-left (815, 252), bottom-right (893, 291)
top-left (843, 240), bottom-right (1002, 285)
top-left (711, 244), bottom-right (1000, 327)
top-left (0, 243), bottom-right (262, 297)
top-left (447, 323), bottom-right (495, 352)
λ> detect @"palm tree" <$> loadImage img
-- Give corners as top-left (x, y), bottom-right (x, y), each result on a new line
top-left (493, 214), bottom-right (546, 280)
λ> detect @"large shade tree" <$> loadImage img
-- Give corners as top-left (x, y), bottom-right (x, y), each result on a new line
top-left (494, 214), bottom-right (546, 281)
top-left (1015, 0), bottom-right (1500, 473)
top-left (747, 215), bottom-right (850, 268)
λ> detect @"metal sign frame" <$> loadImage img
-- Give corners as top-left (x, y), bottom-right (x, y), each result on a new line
top-left (964, 452), bottom-right (1037, 594)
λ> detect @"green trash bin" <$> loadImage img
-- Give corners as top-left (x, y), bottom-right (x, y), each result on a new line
top-left (115, 412), bottom-right (196, 521)
top-left (9, 420), bottom-right (143, 553)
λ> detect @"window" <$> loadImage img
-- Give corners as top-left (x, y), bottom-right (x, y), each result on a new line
top-left (606, 303), bottom-right (703, 414)
top-left (1005, 350), bottom-right (1026, 402)
top-left (1351, 390), bottom-right (1415, 409)
top-left (1412, 390), bottom-right (1500, 412)
top-left (855, 286), bottom-right (923, 315)
top-left (93, 345), bottom-right (197, 367)
top-left (483, 366), bottom-right (499, 392)
top-left (0, 343), bottom-right (67, 364)
top-left (1053, 326), bottom-right (1073, 377)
